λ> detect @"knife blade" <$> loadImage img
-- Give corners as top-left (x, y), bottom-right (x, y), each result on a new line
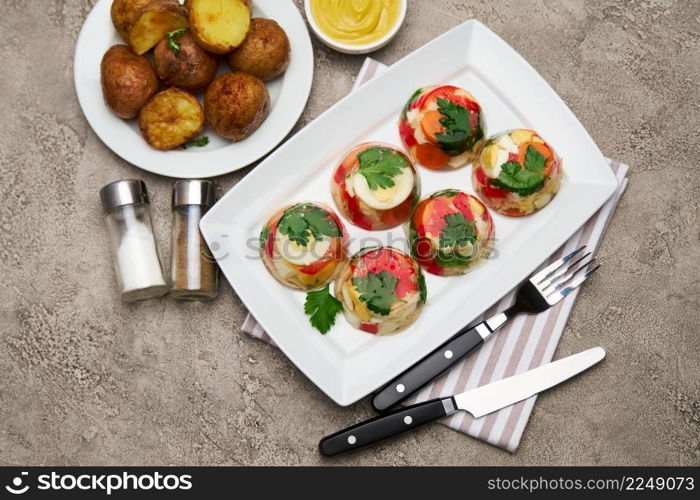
top-left (319, 347), bottom-right (605, 456)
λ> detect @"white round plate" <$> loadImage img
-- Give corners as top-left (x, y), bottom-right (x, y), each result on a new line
top-left (74, 0), bottom-right (314, 178)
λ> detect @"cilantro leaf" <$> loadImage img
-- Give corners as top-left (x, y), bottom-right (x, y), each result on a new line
top-left (434, 250), bottom-right (472, 268)
top-left (182, 135), bottom-right (209, 149)
top-left (259, 225), bottom-right (269, 250)
top-left (418, 272), bottom-right (427, 304)
top-left (357, 146), bottom-right (409, 190)
top-left (489, 145), bottom-right (546, 196)
top-left (402, 87), bottom-right (423, 117)
top-left (524, 144), bottom-right (546, 173)
top-left (439, 212), bottom-right (476, 249)
top-left (304, 284), bottom-right (343, 334)
top-left (434, 98), bottom-right (482, 156)
top-left (278, 204), bottom-right (341, 247)
top-left (167, 28), bottom-right (186, 53)
top-left (352, 271), bottom-right (398, 316)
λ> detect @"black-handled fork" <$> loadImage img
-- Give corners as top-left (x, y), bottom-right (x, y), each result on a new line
top-left (371, 245), bottom-right (599, 412)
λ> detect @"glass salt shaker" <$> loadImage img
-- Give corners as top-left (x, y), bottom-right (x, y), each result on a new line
top-left (100, 180), bottom-right (169, 302)
top-left (170, 180), bottom-right (218, 300)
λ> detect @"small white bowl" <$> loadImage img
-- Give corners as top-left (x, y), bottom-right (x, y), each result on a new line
top-left (303, 0), bottom-right (407, 55)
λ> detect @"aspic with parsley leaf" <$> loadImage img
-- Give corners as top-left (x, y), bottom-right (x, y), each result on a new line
top-left (260, 203), bottom-right (348, 291)
top-left (408, 189), bottom-right (494, 276)
top-left (335, 247), bottom-right (426, 335)
top-left (473, 129), bottom-right (562, 216)
top-left (399, 85), bottom-right (485, 170)
top-left (331, 142), bottom-right (420, 230)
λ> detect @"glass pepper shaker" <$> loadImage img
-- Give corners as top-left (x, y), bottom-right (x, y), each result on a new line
top-left (170, 180), bottom-right (218, 300)
top-left (100, 180), bottom-right (169, 302)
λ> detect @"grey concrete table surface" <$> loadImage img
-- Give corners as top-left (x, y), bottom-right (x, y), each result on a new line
top-left (0, 0), bottom-right (698, 466)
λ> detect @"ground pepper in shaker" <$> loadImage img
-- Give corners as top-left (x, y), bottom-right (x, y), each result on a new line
top-left (170, 180), bottom-right (218, 300)
top-left (100, 180), bottom-right (169, 302)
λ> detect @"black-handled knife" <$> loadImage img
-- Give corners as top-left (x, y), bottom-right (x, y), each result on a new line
top-left (372, 311), bottom-right (509, 411)
top-left (320, 347), bottom-right (606, 456)
top-left (372, 245), bottom-right (599, 411)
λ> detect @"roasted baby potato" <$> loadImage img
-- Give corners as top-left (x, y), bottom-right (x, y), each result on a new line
top-left (189, 0), bottom-right (251, 54)
top-left (138, 88), bottom-right (205, 150)
top-left (101, 45), bottom-right (159, 119)
top-left (153, 30), bottom-right (219, 93)
top-left (226, 18), bottom-right (291, 81)
top-left (111, 0), bottom-right (152, 41)
top-left (204, 73), bottom-right (270, 141)
top-left (112, 0), bottom-right (189, 55)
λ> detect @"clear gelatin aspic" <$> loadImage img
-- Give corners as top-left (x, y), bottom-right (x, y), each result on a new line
top-left (408, 189), bottom-right (494, 276)
top-left (399, 85), bottom-right (485, 170)
top-left (331, 142), bottom-right (420, 230)
top-left (473, 129), bottom-right (562, 216)
top-left (260, 202), bottom-right (348, 290)
top-left (335, 246), bottom-right (426, 336)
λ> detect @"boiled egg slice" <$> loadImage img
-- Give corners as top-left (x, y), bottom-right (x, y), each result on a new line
top-left (275, 231), bottom-right (331, 267)
top-left (495, 133), bottom-right (519, 154)
top-left (481, 144), bottom-right (509, 178)
top-left (352, 167), bottom-right (415, 210)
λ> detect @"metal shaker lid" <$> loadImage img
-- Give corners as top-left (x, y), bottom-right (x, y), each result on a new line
top-left (100, 179), bottom-right (149, 211)
top-left (172, 179), bottom-right (217, 208)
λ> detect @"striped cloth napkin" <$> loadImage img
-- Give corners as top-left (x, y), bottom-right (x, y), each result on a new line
top-left (242, 58), bottom-right (629, 452)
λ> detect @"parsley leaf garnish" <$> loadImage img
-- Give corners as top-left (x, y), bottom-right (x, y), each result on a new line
top-left (304, 284), bottom-right (343, 334)
top-left (401, 87), bottom-right (423, 117)
top-left (278, 204), bottom-right (341, 247)
top-left (434, 97), bottom-right (482, 156)
top-left (418, 272), bottom-right (427, 303)
top-left (434, 250), bottom-right (472, 268)
top-left (489, 145), bottom-right (546, 196)
top-left (357, 146), bottom-right (409, 191)
top-left (182, 135), bottom-right (209, 149)
top-left (439, 212), bottom-right (476, 249)
top-left (352, 271), bottom-right (398, 316)
top-left (167, 28), bottom-right (186, 53)
top-left (259, 225), bottom-right (269, 250)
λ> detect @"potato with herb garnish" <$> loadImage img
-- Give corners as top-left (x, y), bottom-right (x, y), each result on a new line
top-left (111, 0), bottom-right (189, 55)
top-left (226, 18), bottom-right (291, 81)
top-left (153, 29), bottom-right (219, 93)
top-left (101, 44), bottom-right (158, 119)
top-left (138, 88), bottom-right (205, 150)
top-left (204, 72), bottom-right (270, 142)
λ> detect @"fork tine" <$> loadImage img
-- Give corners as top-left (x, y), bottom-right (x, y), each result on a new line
top-left (530, 245), bottom-right (587, 285)
top-left (546, 263), bottom-right (601, 303)
top-left (537, 252), bottom-right (592, 290)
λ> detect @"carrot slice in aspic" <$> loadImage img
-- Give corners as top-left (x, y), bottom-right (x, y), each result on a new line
top-left (518, 141), bottom-right (554, 175)
top-left (420, 110), bottom-right (445, 143)
top-left (414, 143), bottom-right (450, 170)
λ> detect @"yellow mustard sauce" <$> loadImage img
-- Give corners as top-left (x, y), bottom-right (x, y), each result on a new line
top-left (310, 0), bottom-right (402, 46)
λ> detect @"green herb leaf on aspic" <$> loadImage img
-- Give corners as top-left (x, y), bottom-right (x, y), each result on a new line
top-left (278, 204), bottom-right (341, 247)
top-left (259, 225), bottom-right (269, 250)
top-left (439, 212), bottom-right (476, 249)
top-left (167, 27), bottom-right (187, 53)
top-left (434, 97), bottom-right (473, 156)
top-left (352, 271), bottom-right (398, 316)
top-left (304, 284), bottom-right (343, 334)
top-left (418, 272), bottom-right (427, 304)
top-left (357, 146), bottom-right (409, 191)
top-left (489, 145), bottom-right (546, 196)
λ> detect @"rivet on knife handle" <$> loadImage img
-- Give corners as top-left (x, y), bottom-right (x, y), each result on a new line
top-left (319, 397), bottom-right (457, 457)
top-left (371, 325), bottom-right (486, 412)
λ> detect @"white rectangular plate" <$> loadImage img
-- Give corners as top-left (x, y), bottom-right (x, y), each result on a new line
top-left (200, 20), bottom-right (618, 406)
